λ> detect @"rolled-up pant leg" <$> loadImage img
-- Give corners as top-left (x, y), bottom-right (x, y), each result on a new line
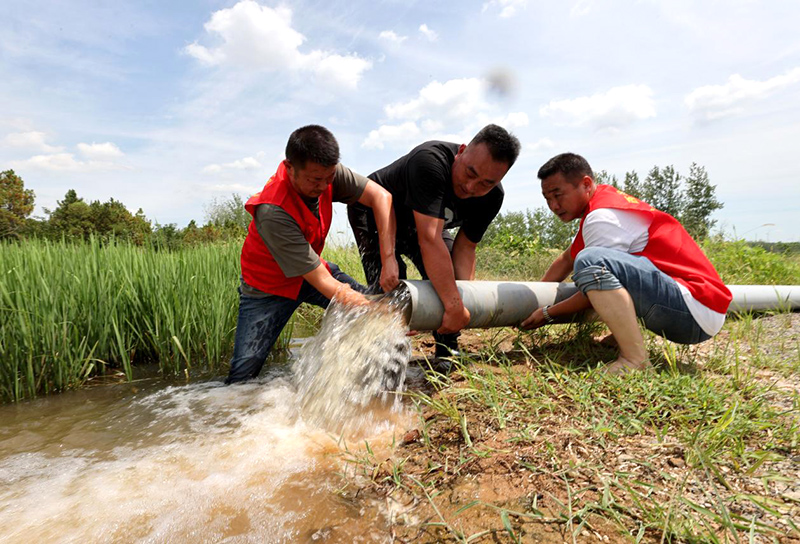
top-left (572, 247), bottom-right (710, 345)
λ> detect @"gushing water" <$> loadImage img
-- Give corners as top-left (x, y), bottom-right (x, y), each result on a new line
top-left (293, 290), bottom-right (412, 433)
top-left (0, 292), bottom-right (416, 543)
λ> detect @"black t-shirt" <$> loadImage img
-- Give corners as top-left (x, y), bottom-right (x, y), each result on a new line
top-left (368, 141), bottom-right (504, 244)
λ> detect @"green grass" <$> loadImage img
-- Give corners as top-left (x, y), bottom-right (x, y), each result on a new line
top-left (2, 236), bottom-right (799, 403)
top-left (341, 322), bottom-right (800, 541)
top-left (0, 238), bottom-right (294, 402)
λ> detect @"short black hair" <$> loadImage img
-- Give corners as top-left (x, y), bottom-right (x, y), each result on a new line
top-left (537, 153), bottom-right (594, 185)
top-left (469, 124), bottom-right (521, 167)
top-left (285, 125), bottom-right (340, 169)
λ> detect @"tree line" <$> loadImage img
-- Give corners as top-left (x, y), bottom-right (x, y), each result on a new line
top-left (0, 170), bottom-right (250, 248)
top-left (483, 162), bottom-right (724, 251)
top-left (3, 163), bottom-right (726, 251)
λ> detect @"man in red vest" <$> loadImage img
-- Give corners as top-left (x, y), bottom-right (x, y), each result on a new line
top-left (227, 125), bottom-right (399, 384)
top-left (521, 153), bottom-right (731, 374)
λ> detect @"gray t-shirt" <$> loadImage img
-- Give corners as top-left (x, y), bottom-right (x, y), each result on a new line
top-left (240, 163), bottom-right (368, 297)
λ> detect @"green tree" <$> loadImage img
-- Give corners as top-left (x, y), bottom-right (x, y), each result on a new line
top-left (622, 171), bottom-right (643, 199)
top-left (0, 169), bottom-right (36, 239)
top-left (681, 163), bottom-right (723, 240)
top-left (46, 190), bottom-right (94, 239)
top-left (643, 165), bottom-right (684, 218)
top-left (203, 193), bottom-right (251, 233)
top-left (595, 170), bottom-right (620, 189)
top-left (481, 210), bottom-right (533, 250)
top-left (46, 190), bottom-right (152, 242)
top-left (529, 207), bottom-right (578, 249)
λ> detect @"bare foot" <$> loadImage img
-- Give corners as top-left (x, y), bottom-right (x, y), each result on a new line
top-left (604, 356), bottom-right (652, 375)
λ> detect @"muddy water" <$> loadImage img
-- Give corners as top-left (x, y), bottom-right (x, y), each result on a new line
top-left (0, 308), bottom-right (415, 543)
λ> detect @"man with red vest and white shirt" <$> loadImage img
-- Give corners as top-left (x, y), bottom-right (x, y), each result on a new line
top-left (226, 125), bottom-right (399, 384)
top-left (521, 153), bottom-right (731, 374)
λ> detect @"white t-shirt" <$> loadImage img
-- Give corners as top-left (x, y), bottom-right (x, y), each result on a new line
top-left (581, 208), bottom-right (726, 336)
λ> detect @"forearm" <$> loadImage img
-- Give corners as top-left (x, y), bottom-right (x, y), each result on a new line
top-left (371, 193), bottom-right (396, 266)
top-left (547, 291), bottom-right (591, 319)
top-left (451, 244), bottom-right (476, 280)
top-left (420, 238), bottom-right (463, 311)
top-left (541, 250), bottom-right (574, 282)
top-left (301, 262), bottom-right (340, 300)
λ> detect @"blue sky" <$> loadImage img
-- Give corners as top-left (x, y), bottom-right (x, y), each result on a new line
top-left (2, 0), bottom-right (799, 242)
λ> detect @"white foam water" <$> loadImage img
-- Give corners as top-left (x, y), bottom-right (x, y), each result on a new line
top-left (0, 292), bottom-right (414, 543)
top-left (292, 291), bottom-right (412, 433)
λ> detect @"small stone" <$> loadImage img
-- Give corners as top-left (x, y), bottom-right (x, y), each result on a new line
top-left (668, 457), bottom-right (685, 468)
top-left (401, 429), bottom-right (421, 445)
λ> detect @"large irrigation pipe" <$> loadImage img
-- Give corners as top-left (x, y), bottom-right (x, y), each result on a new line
top-left (400, 280), bottom-right (800, 331)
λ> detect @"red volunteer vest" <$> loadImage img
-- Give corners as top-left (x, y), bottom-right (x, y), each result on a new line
top-left (240, 162), bottom-right (332, 299)
top-left (570, 185), bottom-right (731, 313)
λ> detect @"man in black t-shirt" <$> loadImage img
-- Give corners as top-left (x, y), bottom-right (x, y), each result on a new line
top-left (348, 124), bottom-right (521, 359)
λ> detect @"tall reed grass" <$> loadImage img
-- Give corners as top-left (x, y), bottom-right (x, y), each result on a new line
top-left (0, 238), bottom-right (247, 402)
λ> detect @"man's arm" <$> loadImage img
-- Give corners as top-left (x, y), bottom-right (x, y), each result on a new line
top-left (255, 204), bottom-right (368, 307)
top-left (520, 249), bottom-right (588, 329)
top-left (356, 180), bottom-right (399, 292)
top-left (541, 249), bottom-right (574, 282)
top-left (414, 211), bottom-right (470, 334)
top-left (451, 229), bottom-right (477, 280)
top-left (302, 263), bottom-right (369, 306)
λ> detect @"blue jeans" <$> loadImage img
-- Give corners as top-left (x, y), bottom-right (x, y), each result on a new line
top-left (573, 247), bottom-right (710, 345)
top-left (226, 263), bottom-right (365, 384)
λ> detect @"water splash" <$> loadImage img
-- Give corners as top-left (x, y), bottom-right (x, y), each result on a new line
top-left (292, 289), bottom-right (412, 433)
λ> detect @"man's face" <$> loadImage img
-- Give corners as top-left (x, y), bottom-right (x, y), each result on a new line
top-left (285, 160), bottom-right (337, 199)
top-left (451, 142), bottom-right (510, 199)
top-left (541, 173), bottom-right (594, 222)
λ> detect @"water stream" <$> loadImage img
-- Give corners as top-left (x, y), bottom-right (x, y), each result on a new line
top-left (0, 300), bottom-right (414, 543)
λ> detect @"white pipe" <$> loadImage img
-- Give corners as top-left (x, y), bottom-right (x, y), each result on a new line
top-left (401, 280), bottom-right (800, 331)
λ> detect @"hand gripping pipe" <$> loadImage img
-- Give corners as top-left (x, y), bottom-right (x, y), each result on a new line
top-left (399, 280), bottom-right (800, 331)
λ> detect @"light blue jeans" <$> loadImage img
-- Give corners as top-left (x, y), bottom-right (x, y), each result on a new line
top-left (573, 247), bottom-right (711, 345)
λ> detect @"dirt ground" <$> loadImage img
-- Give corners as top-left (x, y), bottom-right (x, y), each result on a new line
top-left (343, 314), bottom-right (800, 543)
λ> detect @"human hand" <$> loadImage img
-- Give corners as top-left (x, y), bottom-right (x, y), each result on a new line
top-left (334, 284), bottom-right (370, 307)
top-left (379, 258), bottom-right (400, 293)
top-left (437, 304), bottom-right (470, 335)
top-left (520, 308), bottom-right (546, 330)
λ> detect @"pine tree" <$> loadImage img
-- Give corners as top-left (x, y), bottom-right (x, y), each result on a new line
top-left (681, 163), bottom-right (723, 239)
top-left (623, 171), bottom-right (643, 199)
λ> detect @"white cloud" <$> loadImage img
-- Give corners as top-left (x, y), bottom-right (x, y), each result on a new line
top-left (203, 156), bottom-right (262, 174)
top-left (482, 0), bottom-right (528, 18)
top-left (685, 67), bottom-right (800, 121)
top-left (527, 138), bottom-right (556, 152)
top-left (184, 0), bottom-right (371, 90)
top-left (10, 152), bottom-right (125, 172)
top-left (418, 24), bottom-right (438, 42)
top-left (77, 141), bottom-right (124, 160)
top-left (385, 78), bottom-right (487, 121)
top-left (363, 78), bottom-right (528, 150)
top-left (362, 122), bottom-right (421, 150)
top-left (539, 84), bottom-right (656, 130)
top-left (3, 131), bottom-right (63, 153)
top-left (570, 0), bottom-right (594, 17)
top-left (379, 30), bottom-right (407, 44)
